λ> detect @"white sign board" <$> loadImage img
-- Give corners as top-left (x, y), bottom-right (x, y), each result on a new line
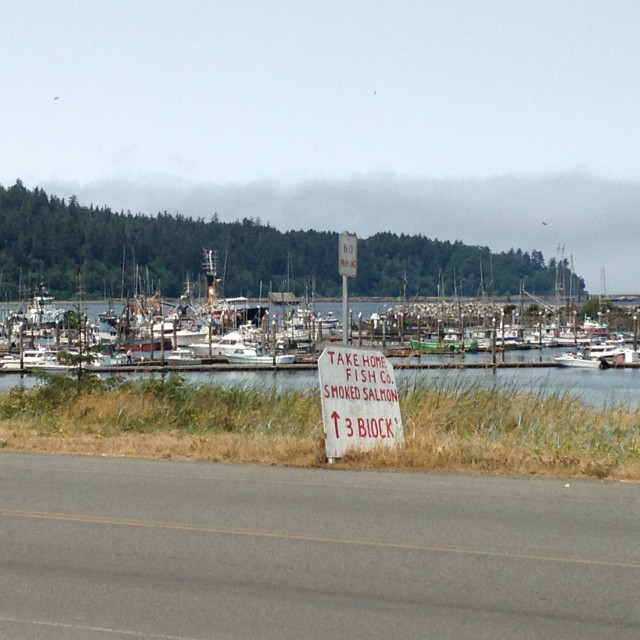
top-left (338, 232), bottom-right (358, 277)
top-left (318, 346), bottom-right (404, 459)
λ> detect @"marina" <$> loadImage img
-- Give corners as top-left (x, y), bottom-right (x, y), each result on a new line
top-left (1, 297), bottom-right (640, 410)
top-left (2, 260), bottom-right (640, 413)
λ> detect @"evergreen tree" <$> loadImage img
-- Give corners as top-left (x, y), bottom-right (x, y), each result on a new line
top-left (0, 181), bottom-right (587, 300)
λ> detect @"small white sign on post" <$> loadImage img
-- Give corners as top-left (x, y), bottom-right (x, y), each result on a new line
top-left (338, 232), bottom-right (358, 278)
top-left (318, 345), bottom-right (404, 460)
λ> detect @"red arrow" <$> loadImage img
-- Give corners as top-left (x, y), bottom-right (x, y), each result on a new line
top-left (331, 411), bottom-right (340, 438)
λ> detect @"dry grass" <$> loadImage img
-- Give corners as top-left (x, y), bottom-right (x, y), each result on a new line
top-left (0, 372), bottom-right (639, 481)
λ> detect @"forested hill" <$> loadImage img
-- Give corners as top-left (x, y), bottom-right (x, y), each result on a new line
top-left (0, 180), bottom-right (585, 300)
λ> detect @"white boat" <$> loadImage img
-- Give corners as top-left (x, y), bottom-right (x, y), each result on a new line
top-left (584, 338), bottom-right (628, 362)
top-left (0, 347), bottom-right (60, 370)
top-left (173, 327), bottom-right (210, 346)
top-left (0, 347), bottom-right (130, 372)
top-left (226, 347), bottom-right (295, 366)
top-left (22, 286), bottom-right (66, 326)
top-left (524, 328), bottom-right (559, 348)
top-left (150, 318), bottom-right (210, 347)
top-left (166, 347), bottom-right (201, 365)
top-left (553, 338), bottom-right (638, 369)
top-left (554, 352), bottom-right (609, 369)
top-left (189, 330), bottom-right (253, 358)
top-left (90, 352), bottom-right (130, 367)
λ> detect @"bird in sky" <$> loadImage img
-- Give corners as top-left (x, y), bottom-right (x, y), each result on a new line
top-left (542, 222), bottom-right (547, 225)
top-left (53, 96), bottom-right (59, 100)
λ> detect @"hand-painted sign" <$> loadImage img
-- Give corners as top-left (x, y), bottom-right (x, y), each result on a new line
top-left (318, 345), bottom-right (404, 459)
top-left (338, 232), bottom-right (358, 277)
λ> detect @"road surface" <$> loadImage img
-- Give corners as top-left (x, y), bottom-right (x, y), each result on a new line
top-left (0, 452), bottom-right (638, 639)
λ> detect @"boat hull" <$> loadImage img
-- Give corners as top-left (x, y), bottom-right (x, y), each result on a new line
top-left (227, 350), bottom-right (295, 365)
top-left (554, 354), bottom-right (609, 369)
top-left (410, 338), bottom-right (479, 353)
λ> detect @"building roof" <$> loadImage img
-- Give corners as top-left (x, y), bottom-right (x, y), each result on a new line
top-left (268, 292), bottom-right (300, 305)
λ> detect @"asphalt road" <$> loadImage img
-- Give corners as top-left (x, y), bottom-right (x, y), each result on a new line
top-left (0, 452), bottom-right (638, 639)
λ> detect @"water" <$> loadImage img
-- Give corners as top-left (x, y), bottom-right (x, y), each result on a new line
top-left (3, 300), bottom-right (640, 409)
top-left (4, 352), bottom-right (639, 409)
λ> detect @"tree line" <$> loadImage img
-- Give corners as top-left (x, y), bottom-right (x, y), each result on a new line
top-left (0, 180), bottom-right (585, 301)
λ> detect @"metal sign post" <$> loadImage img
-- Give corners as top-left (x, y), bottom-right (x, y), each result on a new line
top-left (342, 274), bottom-right (348, 346)
top-left (338, 232), bottom-right (358, 346)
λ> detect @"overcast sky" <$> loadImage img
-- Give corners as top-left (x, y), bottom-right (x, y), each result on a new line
top-left (2, 1), bottom-right (640, 294)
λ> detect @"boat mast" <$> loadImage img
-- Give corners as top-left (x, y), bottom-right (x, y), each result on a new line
top-left (203, 249), bottom-right (220, 313)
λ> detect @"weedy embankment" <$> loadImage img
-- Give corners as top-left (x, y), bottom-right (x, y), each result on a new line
top-left (0, 373), bottom-right (638, 480)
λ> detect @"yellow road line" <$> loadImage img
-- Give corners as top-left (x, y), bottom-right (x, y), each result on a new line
top-left (1, 508), bottom-right (638, 570)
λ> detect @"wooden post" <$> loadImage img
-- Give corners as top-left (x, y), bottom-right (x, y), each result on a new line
top-left (492, 317), bottom-right (497, 366)
top-left (160, 321), bottom-right (165, 365)
top-left (272, 320), bottom-right (277, 366)
top-left (19, 324), bottom-right (24, 375)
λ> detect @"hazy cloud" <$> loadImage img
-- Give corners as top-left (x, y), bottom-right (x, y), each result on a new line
top-left (40, 172), bottom-right (640, 294)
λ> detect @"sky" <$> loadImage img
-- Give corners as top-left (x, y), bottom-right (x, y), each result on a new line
top-left (2, 0), bottom-right (640, 294)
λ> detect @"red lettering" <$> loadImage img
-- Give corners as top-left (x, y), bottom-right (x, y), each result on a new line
top-left (347, 353), bottom-right (358, 366)
top-left (325, 384), bottom-right (360, 400)
top-left (346, 417), bottom-right (354, 437)
top-left (363, 387), bottom-right (399, 402)
top-left (361, 354), bottom-right (386, 368)
top-left (363, 370), bottom-right (376, 383)
top-left (352, 417), bottom-right (398, 439)
top-left (386, 418), bottom-right (394, 438)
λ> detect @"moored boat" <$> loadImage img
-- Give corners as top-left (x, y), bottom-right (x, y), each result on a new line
top-left (226, 347), bottom-right (295, 366)
top-left (554, 351), bottom-right (609, 369)
top-left (410, 334), bottom-right (479, 354)
top-left (166, 347), bottom-right (202, 365)
top-left (0, 346), bottom-right (60, 370)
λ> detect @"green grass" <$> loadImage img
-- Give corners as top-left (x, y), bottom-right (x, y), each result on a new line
top-left (0, 373), bottom-right (638, 480)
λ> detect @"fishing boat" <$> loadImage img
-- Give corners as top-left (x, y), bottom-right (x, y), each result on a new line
top-left (410, 332), bottom-right (479, 354)
top-left (9, 285), bottom-right (66, 327)
top-left (226, 347), bottom-right (295, 366)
